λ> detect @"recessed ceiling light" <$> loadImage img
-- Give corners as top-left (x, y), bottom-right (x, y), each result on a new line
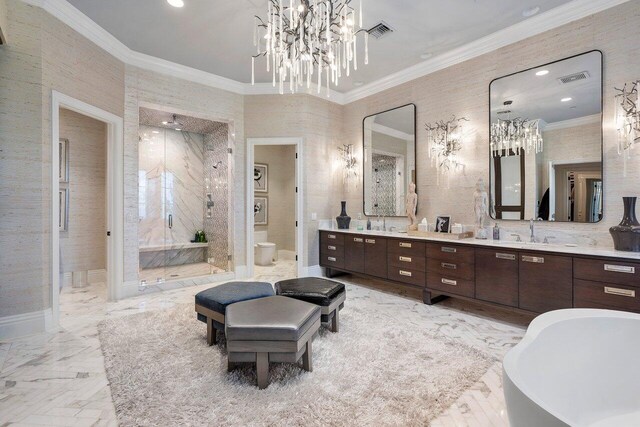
top-left (175, 128), bottom-right (182, 131)
top-left (561, 97), bottom-right (572, 102)
top-left (522, 6), bottom-right (540, 17)
top-left (167, 0), bottom-right (184, 8)
top-left (535, 70), bottom-right (549, 76)
top-left (420, 52), bottom-right (432, 60)
top-left (152, 130), bottom-right (160, 134)
top-left (354, 81), bottom-right (364, 87)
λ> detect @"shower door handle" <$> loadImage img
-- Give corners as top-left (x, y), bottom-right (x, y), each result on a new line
top-left (168, 214), bottom-right (173, 229)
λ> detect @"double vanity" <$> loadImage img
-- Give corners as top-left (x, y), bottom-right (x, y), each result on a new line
top-left (319, 229), bottom-right (640, 315)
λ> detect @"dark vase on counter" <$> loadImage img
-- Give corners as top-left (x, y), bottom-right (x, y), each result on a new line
top-left (336, 201), bottom-right (351, 229)
top-left (609, 197), bottom-right (640, 252)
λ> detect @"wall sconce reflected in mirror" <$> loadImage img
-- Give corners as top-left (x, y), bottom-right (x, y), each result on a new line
top-left (615, 81), bottom-right (640, 176)
top-left (338, 144), bottom-right (358, 185)
top-left (426, 116), bottom-right (469, 186)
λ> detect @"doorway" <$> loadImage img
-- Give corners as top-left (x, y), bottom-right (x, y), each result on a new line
top-left (246, 138), bottom-right (304, 280)
top-left (51, 91), bottom-right (124, 329)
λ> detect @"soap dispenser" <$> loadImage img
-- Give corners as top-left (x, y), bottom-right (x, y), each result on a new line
top-left (493, 223), bottom-right (500, 240)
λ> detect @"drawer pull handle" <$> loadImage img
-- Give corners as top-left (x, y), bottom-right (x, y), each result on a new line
top-left (328, 234), bottom-right (336, 239)
top-left (353, 237), bottom-right (363, 243)
top-left (441, 262), bottom-right (457, 270)
top-left (327, 245), bottom-right (336, 251)
top-left (327, 257), bottom-right (337, 262)
top-left (365, 239), bottom-right (376, 244)
top-left (441, 278), bottom-right (457, 286)
top-left (604, 264), bottom-right (635, 274)
top-left (604, 287), bottom-right (636, 298)
top-left (399, 256), bottom-right (412, 263)
top-left (496, 253), bottom-right (516, 260)
top-left (399, 270), bottom-right (412, 277)
top-left (522, 255), bottom-right (544, 264)
top-left (441, 246), bottom-right (457, 253)
top-left (399, 242), bottom-right (412, 248)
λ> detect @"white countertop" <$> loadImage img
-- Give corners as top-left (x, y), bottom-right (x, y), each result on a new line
top-left (319, 227), bottom-right (640, 261)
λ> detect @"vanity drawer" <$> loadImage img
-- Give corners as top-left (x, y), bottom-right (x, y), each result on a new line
top-left (427, 243), bottom-right (475, 264)
top-left (388, 239), bottom-right (426, 257)
top-left (388, 252), bottom-right (426, 272)
top-left (426, 273), bottom-right (475, 298)
top-left (321, 242), bottom-right (344, 256)
top-left (321, 231), bottom-right (345, 246)
top-left (426, 258), bottom-right (474, 280)
top-left (574, 279), bottom-right (640, 313)
top-left (388, 266), bottom-right (425, 287)
top-left (574, 258), bottom-right (640, 288)
top-left (320, 251), bottom-right (345, 270)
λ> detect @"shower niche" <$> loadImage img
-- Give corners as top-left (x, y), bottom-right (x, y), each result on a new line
top-left (137, 107), bottom-right (233, 284)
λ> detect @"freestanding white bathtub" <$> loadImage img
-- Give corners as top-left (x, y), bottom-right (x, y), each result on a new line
top-left (503, 309), bottom-right (640, 427)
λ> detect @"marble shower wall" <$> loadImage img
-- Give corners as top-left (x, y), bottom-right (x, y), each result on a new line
top-left (204, 124), bottom-right (230, 271)
top-left (342, 0), bottom-right (640, 249)
top-left (138, 125), bottom-right (205, 248)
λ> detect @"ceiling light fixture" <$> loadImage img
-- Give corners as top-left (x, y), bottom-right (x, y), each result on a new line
top-left (167, 0), bottom-right (184, 8)
top-left (535, 70), bottom-right (549, 76)
top-left (561, 97), bottom-right (572, 102)
top-left (491, 102), bottom-right (544, 157)
top-left (252, 0), bottom-right (369, 96)
top-left (522, 6), bottom-right (540, 17)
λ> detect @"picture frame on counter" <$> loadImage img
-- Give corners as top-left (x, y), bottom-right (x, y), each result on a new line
top-left (435, 215), bottom-right (451, 233)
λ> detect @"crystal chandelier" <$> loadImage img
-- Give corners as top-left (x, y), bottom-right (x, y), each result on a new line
top-left (426, 116), bottom-right (468, 186)
top-left (615, 80), bottom-right (640, 175)
top-left (252, 0), bottom-right (368, 96)
top-left (490, 117), bottom-right (544, 157)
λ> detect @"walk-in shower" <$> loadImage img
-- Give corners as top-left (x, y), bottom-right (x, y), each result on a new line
top-left (137, 107), bottom-right (233, 284)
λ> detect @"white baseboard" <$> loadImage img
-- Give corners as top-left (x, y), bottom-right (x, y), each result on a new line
top-left (62, 272), bottom-right (73, 288)
top-left (88, 268), bottom-right (106, 284)
top-left (0, 308), bottom-right (53, 341)
top-left (302, 264), bottom-right (323, 277)
top-left (278, 250), bottom-right (296, 261)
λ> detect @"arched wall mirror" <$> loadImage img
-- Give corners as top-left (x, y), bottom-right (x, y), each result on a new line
top-left (363, 104), bottom-right (417, 217)
top-left (489, 50), bottom-right (603, 223)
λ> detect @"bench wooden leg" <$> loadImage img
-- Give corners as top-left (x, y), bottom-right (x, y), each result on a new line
top-left (302, 340), bottom-right (312, 372)
top-left (330, 309), bottom-right (339, 333)
top-left (206, 317), bottom-right (217, 345)
top-left (228, 360), bottom-right (237, 372)
top-left (256, 352), bottom-right (269, 389)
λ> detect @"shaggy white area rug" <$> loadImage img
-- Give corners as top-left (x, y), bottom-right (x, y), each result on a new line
top-left (99, 285), bottom-right (494, 426)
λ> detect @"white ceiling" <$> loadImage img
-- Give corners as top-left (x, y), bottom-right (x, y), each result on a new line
top-left (65, 0), bottom-right (574, 93)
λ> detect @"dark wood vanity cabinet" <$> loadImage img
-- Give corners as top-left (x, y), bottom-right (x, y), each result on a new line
top-left (475, 248), bottom-right (519, 307)
top-left (319, 230), bottom-right (640, 315)
top-left (518, 253), bottom-right (573, 313)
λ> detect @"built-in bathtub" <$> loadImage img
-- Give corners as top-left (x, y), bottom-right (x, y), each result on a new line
top-left (503, 309), bottom-right (640, 427)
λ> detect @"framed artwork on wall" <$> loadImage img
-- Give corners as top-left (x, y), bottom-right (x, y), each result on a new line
top-left (435, 215), bottom-right (451, 233)
top-left (59, 188), bottom-right (69, 232)
top-left (254, 196), bottom-right (268, 225)
top-left (59, 138), bottom-right (69, 183)
top-left (254, 163), bottom-right (268, 193)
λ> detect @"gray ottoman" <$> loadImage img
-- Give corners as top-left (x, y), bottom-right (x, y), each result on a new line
top-left (225, 296), bottom-right (321, 389)
top-left (195, 281), bottom-right (274, 345)
top-left (274, 277), bottom-right (346, 332)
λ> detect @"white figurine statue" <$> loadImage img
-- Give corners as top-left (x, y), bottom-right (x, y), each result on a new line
top-left (406, 182), bottom-right (418, 230)
top-left (474, 178), bottom-right (489, 239)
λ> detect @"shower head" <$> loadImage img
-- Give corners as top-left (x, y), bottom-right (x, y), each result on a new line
top-left (162, 114), bottom-right (184, 131)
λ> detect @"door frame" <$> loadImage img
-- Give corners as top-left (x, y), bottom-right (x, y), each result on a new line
top-left (246, 138), bottom-right (304, 278)
top-left (51, 91), bottom-right (124, 328)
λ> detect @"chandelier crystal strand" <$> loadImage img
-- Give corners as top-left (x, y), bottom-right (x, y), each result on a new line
top-left (490, 117), bottom-right (544, 157)
top-left (253, 0), bottom-right (367, 96)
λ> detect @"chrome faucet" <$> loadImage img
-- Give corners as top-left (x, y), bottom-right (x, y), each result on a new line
top-left (529, 218), bottom-right (536, 243)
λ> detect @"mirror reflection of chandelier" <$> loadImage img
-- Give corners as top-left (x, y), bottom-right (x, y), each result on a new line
top-left (490, 116), bottom-right (544, 157)
top-left (252, 0), bottom-right (368, 96)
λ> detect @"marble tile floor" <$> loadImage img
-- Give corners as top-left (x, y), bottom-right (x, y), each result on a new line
top-left (0, 270), bottom-right (531, 427)
top-left (138, 262), bottom-right (225, 284)
top-left (252, 259), bottom-right (297, 283)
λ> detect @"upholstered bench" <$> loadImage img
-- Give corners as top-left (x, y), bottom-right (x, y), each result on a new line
top-left (225, 296), bottom-right (321, 389)
top-left (274, 277), bottom-right (346, 332)
top-left (195, 281), bottom-right (274, 345)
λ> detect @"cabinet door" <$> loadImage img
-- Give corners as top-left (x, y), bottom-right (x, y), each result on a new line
top-left (476, 249), bottom-right (518, 307)
top-left (519, 253), bottom-right (572, 313)
top-left (344, 235), bottom-right (365, 273)
top-left (364, 237), bottom-right (387, 279)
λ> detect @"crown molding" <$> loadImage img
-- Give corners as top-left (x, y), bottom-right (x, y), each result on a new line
top-left (244, 82), bottom-right (346, 103)
top-left (543, 113), bottom-right (602, 131)
top-left (341, 0), bottom-right (630, 104)
top-left (23, 0), bottom-right (628, 106)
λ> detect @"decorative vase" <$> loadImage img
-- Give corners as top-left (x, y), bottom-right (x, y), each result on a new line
top-left (609, 197), bottom-right (640, 252)
top-left (336, 201), bottom-right (351, 229)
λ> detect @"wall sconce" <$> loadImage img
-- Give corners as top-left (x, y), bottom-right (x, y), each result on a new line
top-left (426, 116), bottom-right (469, 185)
top-left (615, 81), bottom-right (640, 175)
top-left (338, 144), bottom-right (358, 185)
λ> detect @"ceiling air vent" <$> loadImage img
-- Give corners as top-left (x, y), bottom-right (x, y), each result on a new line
top-left (367, 21), bottom-right (394, 39)
top-left (557, 71), bottom-right (590, 84)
